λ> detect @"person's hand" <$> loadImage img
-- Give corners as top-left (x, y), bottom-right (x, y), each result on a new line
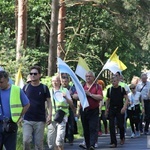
top-left (72, 94), bottom-right (78, 100)
top-left (85, 90), bottom-right (91, 96)
top-left (121, 107), bottom-right (126, 114)
top-left (46, 116), bottom-right (52, 125)
top-left (18, 117), bottom-right (23, 126)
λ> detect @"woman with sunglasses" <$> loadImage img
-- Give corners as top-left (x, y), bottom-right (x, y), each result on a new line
top-left (128, 84), bottom-right (144, 138)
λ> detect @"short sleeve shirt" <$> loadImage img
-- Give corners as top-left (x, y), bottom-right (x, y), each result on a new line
top-left (23, 83), bottom-right (50, 122)
top-left (107, 86), bottom-right (126, 108)
top-left (84, 83), bottom-right (103, 110)
top-left (0, 85), bottom-right (29, 120)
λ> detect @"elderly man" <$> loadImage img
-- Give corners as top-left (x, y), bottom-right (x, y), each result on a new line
top-left (77, 71), bottom-right (103, 150)
top-left (136, 73), bottom-right (150, 135)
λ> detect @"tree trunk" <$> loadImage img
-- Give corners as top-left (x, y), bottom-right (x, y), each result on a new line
top-left (57, 0), bottom-right (66, 59)
top-left (35, 23), bottom-right (41, 47)
top-left (48, 0), bottom-right (59, 76)
top-left (16, 0), bottom-right (27, 60)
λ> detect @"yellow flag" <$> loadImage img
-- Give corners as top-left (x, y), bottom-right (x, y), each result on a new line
top-left (15, 66), bottom-right (24, 88)
top-left (75, 57), bottom-right (90, 81)
top-left (103, 47), bottom-right (127, 74)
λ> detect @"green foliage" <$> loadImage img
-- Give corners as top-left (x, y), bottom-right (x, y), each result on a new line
top-left (41, 76), bottom-right (52, 89)
top-left (64, 0), bottom-right (150, 83)
top-left (0, 0), bottom-right (150, 84)
top-left (0, 27), bottom-right (48, 81)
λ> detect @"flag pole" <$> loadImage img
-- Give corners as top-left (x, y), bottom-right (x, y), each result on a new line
top-left (88, 47), bottom-right (118, 91)
top-left (109, 47), bottom-right (118, 60)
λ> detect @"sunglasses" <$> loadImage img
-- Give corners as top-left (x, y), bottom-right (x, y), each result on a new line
top-left (30, 73), bottom-right (38, 76)
top-left (130, 87), bottom-right (135, 90)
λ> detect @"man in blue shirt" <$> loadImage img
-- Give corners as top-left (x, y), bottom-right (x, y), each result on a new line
top-left (0, 71), bottom-right (30, 150)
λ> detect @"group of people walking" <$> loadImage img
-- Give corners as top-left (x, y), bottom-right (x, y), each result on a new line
top-left (0, 65), bottom-right (149, 150)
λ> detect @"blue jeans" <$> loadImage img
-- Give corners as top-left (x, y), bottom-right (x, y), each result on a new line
top-left (0, 123), bottom-right (18, 150)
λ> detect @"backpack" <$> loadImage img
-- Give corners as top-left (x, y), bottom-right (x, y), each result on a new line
top-left (24, 83), bottom-right (47, 95)
top-left (108, 86), bottom-right (124, 97)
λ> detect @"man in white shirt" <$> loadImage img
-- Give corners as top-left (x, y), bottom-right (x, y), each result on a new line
top-left (136, 73), bottom-right (150, 135)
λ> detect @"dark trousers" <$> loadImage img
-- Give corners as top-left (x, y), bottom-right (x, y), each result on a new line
top-left (65, 109), bottom-right (74, 143)
top-left (0, 124), bottom-right (18, 150)
top-left (128, 109), bottom-right (140, 133)
top-left (139, 114), bottom-right (144, 132)
top-left (80, 107), bottom-right (99, 149)
top-left (109, 108), bottom-right (125, 145)
top-left (99, 110), bottom-right (108, 132)
top-left (144, 100), bottom-right (150, 132)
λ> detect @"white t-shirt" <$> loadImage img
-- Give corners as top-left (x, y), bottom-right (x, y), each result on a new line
top-left (128, 91), bottom-right (141, 110)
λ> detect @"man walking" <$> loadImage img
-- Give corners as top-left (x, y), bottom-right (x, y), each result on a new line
top-left (105, 76), bottom-right (128, 148)
top-left (136, 73), bottom-right (150, 135)
top-left (47, 74), bottom-right (75, 150)
top-left (0, 71), bottom-right (30, 150)
top-left (61, 73), bottom-right (77, 145)
top-left (23, 66), bottom-right (52, 150)
top-left (78, 71), bottom-right (103, 150)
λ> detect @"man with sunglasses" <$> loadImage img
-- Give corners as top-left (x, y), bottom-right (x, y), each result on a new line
top-left (22, 66), bottom-right (52, 150)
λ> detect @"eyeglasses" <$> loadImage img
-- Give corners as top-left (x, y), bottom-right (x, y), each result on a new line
top-left (130, 87), bottom-right (135, 90)
top-left (30, 73), bottom-right (38, 76)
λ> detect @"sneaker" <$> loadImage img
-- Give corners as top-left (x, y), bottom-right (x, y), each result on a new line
top-left (94, 142), bottom-right (98, 148)
top-left (131, 133), bottom-right (135, 138)
top-left (135, 131), bottom-right (140, 137)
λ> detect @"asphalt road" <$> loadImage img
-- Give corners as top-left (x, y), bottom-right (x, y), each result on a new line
top-left (45, 129), bottom-right (149, 150)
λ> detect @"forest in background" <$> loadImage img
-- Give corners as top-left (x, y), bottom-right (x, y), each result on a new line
top-left (0, 0), bottom-right (150, 83)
